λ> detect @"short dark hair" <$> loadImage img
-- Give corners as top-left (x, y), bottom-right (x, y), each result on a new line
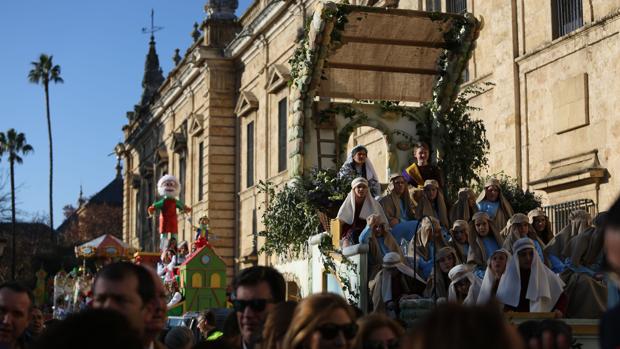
top-left (31, 309), bottom-right (142, 349)
top-left (607, 196), bottom-right (620, 230)
top-left (0, 282), bottom-right (34, 309)
top-left (93, 262), bottom-right (155, 305)
top-left (232, 266), bottom-right (285, 302)
top-left (199, 309), bottom-right (216, 325)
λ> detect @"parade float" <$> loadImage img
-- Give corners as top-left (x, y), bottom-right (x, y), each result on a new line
top-left (166, 244), bottom-right (228, 316)
top-left (138, 174), bottom-right (228, 316)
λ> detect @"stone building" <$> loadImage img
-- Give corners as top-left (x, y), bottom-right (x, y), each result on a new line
top-left (444, 0), bottom-right (620, 229)
top-left (119, 0), bottom-right (620, 282)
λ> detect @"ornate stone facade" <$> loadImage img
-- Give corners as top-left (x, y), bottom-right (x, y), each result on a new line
top-left (121, 0), bottom-right (620, 284)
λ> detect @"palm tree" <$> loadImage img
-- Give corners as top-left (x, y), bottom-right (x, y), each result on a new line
top-left (0, 129), bottom-right (34, 280)
top-left (28, 54), bottom-right (63, 241)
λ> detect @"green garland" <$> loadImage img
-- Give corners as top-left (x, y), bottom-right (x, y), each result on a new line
top-left (318, 235), bottom-right (360, 305)
top-left (257, 169), bottom-right (361, 305)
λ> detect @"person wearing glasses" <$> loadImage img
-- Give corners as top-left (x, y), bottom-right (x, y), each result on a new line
top-left (281, 293), bottom-right (357, 349)
top-left (232, 266), bottom-right (286, 349)
top-left (353, 313), bottom-right (403, 349)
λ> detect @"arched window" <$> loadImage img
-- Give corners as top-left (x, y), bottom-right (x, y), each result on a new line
top-left (210, 273), bottom-right (221, 288)
top-left (192, 273), bottom-right (202, 288)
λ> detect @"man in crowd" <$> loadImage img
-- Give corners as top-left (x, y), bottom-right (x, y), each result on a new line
top-left (27, 307), bottom-right (44, 338)
top-left (233, 266), bottom-right (286, 349)
top-left (145, 266), bottom-right (168, 349)
top-left (0, 282), bottom-right (33, 349)
top-left (92, 262), bottom-right (156, 348)
top-left (601, 196), bottom-right (620, 348)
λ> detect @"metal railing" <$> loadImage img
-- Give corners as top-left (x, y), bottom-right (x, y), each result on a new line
top-left (425, 0), bottom-right (441, 11)
top-left (552, 0), bottom-right (583, 39)
top-left (446, 0), bottom-right (466, 14)
top-left (542, 198), bottom-right (595, 235)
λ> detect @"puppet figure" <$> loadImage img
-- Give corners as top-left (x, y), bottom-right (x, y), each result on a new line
top-left (194, 215), bottom-right (210, 249)
top-left (148, 175), bottom-right (191, 251)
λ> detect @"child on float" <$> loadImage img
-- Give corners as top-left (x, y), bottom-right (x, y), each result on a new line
top-left (467, 212), bottom-right (504, 279)
top-left (448, 263), bottom-right (481, 305)
top-left (408, 216), bottom-right (447, 280)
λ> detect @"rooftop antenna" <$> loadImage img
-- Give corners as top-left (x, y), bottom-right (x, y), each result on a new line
top-left (141, 9), bottom-right (164, 39)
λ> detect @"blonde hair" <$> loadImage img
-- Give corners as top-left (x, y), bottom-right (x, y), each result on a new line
top-left (281, 293), bottom-right (355, 349)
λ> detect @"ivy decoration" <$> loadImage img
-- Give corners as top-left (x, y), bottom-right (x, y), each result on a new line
top-left (258, 169), bottom-right (360, 304)
top-left (318, 235), bottom-right (361, 305)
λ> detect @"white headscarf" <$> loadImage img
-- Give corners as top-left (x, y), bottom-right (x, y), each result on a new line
top-left (337, 177), bottom-right (387, 225)
top-left (495, 238), bottom-right (564, 312)
top-left (477, 249), bottom-right (512, 305)
top-left (344, 145), bottom-right (380, 184)
top-left (448, 264), bottom-right (481, 305)
top-left (380, 252), bottom-right (426, 302)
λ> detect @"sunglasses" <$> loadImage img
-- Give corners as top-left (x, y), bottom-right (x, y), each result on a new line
top-left (365, 338), bottom-right (400, 349)
top-left (316, 323), bottom-right (358, 340)
top-left (232, 298), bottom-right (273, 312)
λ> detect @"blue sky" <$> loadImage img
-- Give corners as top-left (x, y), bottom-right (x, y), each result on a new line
top-left (0, 1), bottom-right (251, 226)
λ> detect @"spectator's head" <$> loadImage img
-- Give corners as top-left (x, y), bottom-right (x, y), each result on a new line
top-left (144, 266), bottom-right (168, 343)
top-left (92, 262), bottom-right (155, 341)
top-left (222, 309), bottom-right (240, 339)
top-left (197, 309), bottom-right (217, 335)
top-left (353, 313), bottom-right (403, 349)
top-left (517, 319), bottom-right (572, 349)
top-left (0, 282), bottom-right (33, 347)
top-left (262, 301), bottom-right (298, 349)
top-left (232, 266), bottom-right (285, 346)
top-left (31, 308), bottom-right (142, 349)
top-left (605, 197), bottom-right (620, 274)
top-left (282, 293), bottom-right (356, 349)
top-left (407, 303), bottom-right (522, 349)
top-left (29, 307), bottom-right (44, 335)
top-left (164, 326), bottom-right (194, 349)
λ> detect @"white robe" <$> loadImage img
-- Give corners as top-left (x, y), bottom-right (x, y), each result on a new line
top-left (496, 238), bottom-right (564, 312)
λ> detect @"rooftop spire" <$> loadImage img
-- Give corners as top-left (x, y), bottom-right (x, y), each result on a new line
top-left (140, 10), bottom-right (165, 106)
top-left (78, 185), bottom-right (85, 207)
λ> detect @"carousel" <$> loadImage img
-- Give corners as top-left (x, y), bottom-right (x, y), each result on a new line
top-left (52, 234), bottom-right (132, 319)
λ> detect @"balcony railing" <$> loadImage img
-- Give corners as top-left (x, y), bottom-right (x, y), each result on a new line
top-left (542, 198), bottom-right (595, 234)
